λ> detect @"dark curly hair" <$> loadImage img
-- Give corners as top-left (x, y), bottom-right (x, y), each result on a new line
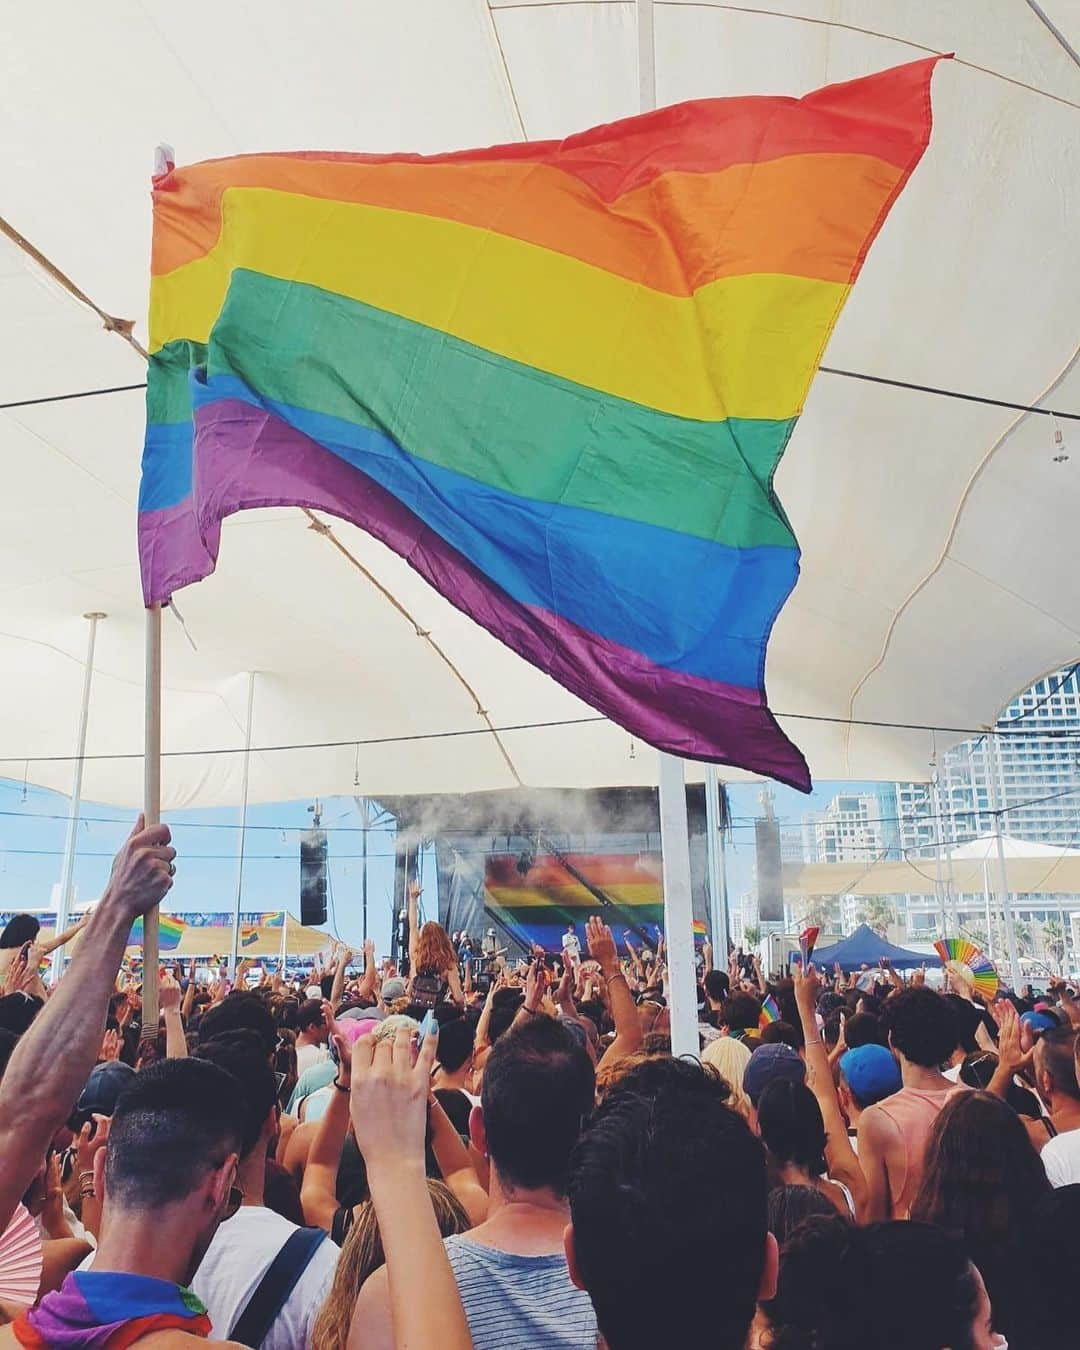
top-left (880, 987), bottom-right (957, 1068)
top-left (763, 1217), bottom-right (981, 1350)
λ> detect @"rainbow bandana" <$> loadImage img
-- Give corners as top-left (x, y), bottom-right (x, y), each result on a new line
top-left (139, 58), bottom-right (942, 788)
top-left (15, 1272), bottom-right (211, 1348)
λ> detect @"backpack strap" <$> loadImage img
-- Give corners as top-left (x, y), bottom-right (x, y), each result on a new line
top-left (229, 1225), bottom-right (327, 1347)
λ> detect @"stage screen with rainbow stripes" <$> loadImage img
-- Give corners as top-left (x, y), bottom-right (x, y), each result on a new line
top-left (484, 851), bottom-right (664, 952)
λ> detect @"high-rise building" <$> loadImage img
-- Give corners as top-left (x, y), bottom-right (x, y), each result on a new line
top-left (783, 787), bottom-right (900, 936)
top-left (806, 790), bottom-right (898, 864)
top-left (896, 667), bottom-right (1080, 969)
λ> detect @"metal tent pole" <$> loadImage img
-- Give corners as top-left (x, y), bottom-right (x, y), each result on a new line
top-left (986, 733), bottom-right (1021, 990)
top-left (52, 612), bottom-right (106, 984)
top-left (659, 753), bottom-right (698, 1057)
top-left (704, 766), bottom-right (730, 952)
top-left (637, 0), bottom-right (696, 1057)
top-left (229, 672), bottom-right (256, 977)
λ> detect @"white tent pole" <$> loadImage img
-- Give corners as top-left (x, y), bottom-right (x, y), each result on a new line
top-left (986, 734), bottom-right (1021, 989)
top-left (704, 765), bottom-right (730, 952)
top-left (281, 910), bottom-right (288, 970)
top-left (659, 752), bottom-right (698, 1057)
top-left (982, 859), bottom-right (995, 959)
top-left (52, 611), bottom-right (106, 984)
top-left (637, 0), bottom-right (696, 1057)
top-left (930, 770), bottom-right (948, 936)
top-left (142, 604), bottom-right (162, 1029)
top-left (229, 672), bottom-right (256, 977)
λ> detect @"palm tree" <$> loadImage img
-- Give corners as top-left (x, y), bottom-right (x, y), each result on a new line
top-left (1013, 920), bottom-right (1033, 956)
top-left (802, 895), bottom-right (838, 935)
top-left (962, 919), bottom-right (988, 949)
top-left (857, 896), bottom-right (894, 939)
top-left (1043, 919), bottom-right (1065, 972)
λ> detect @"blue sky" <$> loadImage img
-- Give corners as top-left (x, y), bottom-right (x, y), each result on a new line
top-left (0, 773), bottom-right (880, 955)
top-left (723, 777), bottom-right (884, 905)
top-left (0, 778), bottom-right (402, 957)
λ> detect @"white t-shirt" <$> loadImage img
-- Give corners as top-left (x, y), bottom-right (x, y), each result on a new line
top-left (191, 1205), bottom-right (338, 1350)
top-left (295, 1041), bottom-right (330, 1076)
top-left (1042, 1126), bottom-right (1080, 1188)
top-left (561, 933), bottom-right (581, 959)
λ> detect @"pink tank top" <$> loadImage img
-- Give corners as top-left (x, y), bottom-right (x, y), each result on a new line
top-left (874, 1084), bottom-right (965, 1218)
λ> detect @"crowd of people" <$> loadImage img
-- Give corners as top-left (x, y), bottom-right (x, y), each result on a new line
top-left (1, 820), bottom-right (1079, 1348)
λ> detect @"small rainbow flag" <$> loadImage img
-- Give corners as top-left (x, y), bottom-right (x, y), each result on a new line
top-left (257, 911), bottom-right (285, 928)
top-left (934, 938), bottom-right (999, 1001)
top-left (240, 927), bottom-right (259, 948)
top-left (128, 913), bottom-right (185, 951)
top-left (759, 994), bottom-right (781, 1029)
top-left (692, 919), bottom-right (708, 944)
top-left (138, 59), bottom-right (942, 789)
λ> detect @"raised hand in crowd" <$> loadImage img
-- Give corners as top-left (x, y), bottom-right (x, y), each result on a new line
top-left (344, 1026), bottom-right (472, 1350)
top-left (0, 815), bottom-right (174, 1237)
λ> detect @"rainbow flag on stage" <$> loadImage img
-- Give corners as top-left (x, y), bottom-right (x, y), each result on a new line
top-left (486, 852), bottom-right (663, 951)
top-left (256, 911), bottom-right (285, 928)
top-left (759, 994), bottom-right (781, 1029)
top-left (139, 59), bottom-right (940, 787)
top-left (128, 913), bottom-right (185, 951)
top-left (240, 926), bottom-right (259, 948)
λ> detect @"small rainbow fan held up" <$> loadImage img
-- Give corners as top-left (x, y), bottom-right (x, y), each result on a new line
top-left (934, 938), bottom-right (999, 1000)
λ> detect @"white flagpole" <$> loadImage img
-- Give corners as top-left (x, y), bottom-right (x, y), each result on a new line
top-left (142, 604), bottom-right (163, 1029)
top-left (229, 672), bottom-right (256, 977)
top-left (52, 611), bottom-right (106, 984)
top-left (281, 911), bottom-right (288, 971)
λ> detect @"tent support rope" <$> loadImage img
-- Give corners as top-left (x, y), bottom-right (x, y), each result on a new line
top-left (300, 508), bottom-right (524, 787)
top-left (0, 214), bottom-right (148, 360)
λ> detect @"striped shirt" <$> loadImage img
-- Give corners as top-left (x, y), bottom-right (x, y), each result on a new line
top-left (443, 1235), bottom-right (597, 1350)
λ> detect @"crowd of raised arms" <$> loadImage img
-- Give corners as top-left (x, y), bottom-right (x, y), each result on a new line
top-left (1, 822), bottom-right (1080, 1348)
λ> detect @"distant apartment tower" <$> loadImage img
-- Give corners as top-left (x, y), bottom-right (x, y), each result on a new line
top-left (897, 668), bottom-right (1080, 854)
top-left (896, 667), bottom-right (1080, 962)
top-left (798, 788), bottom-right (901, 865)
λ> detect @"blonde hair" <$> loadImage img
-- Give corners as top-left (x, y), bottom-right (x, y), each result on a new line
top-left (370, 1014), bottom-right (419, 1042)
top-left (310, 1180), bottom-right (469, 1350)
top-left (415, 921), bottom-right (458, 976)
top-left (701, 1035), bottom-right (753, 1118)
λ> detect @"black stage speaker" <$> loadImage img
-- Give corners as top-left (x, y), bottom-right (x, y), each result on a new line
top-left (300, 828), bottom-right (328, 926)
top-left (755, 818), bottom-right (783, 923)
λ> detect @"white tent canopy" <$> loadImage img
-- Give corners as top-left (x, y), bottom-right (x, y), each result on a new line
top-left (2, 3), bottom-right (1078, 809)
top-left (783, 833), bottom-right (1080, 897)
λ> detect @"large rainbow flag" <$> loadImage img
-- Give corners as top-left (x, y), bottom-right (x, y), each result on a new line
top-left (139, 59), bottom-right (940, 787)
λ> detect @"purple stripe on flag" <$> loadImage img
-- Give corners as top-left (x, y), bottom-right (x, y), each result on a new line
top-left (138, 398), bottom-right (809, 786)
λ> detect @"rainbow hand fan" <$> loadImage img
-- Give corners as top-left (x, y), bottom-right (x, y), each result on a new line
top-left (0, 1204), bottom-right (43, 1308)
top-left (934, 938), bottom-right (999, 1000)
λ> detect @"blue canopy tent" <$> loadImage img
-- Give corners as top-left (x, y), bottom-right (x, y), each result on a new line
top-left (809, 925), bottom-right (941, 973)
